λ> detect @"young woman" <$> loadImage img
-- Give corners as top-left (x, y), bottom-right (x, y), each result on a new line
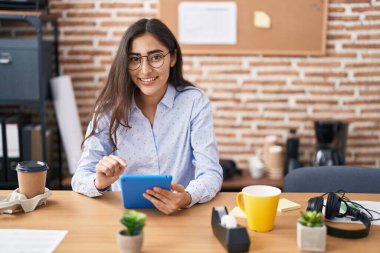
top-left (72, 18), bottom-right (223, 215)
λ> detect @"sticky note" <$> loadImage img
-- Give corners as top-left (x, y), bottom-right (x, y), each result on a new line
top-left (277, 198), bottom-right (302, 212)
top-left (229, 206), bottom-right (247, 219)
top-left (254, 11), bottom-right (271, 29)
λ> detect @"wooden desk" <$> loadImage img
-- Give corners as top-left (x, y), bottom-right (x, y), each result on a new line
top-left (222, 169), bottom-right (284, 191)
top-left (0, 191), bottom-right (379, 252)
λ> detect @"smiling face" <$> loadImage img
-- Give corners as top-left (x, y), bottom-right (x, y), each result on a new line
top-left (128, 33), bottom-right (176, 104)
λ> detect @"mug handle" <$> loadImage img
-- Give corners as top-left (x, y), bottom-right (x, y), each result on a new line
top-left (236, 192), bottom-right (245, 213)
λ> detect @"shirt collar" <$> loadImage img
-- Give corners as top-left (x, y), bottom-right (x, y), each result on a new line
top-left (131, 84), bottom-right (176, 111)
top-left (131, 88), bottom-right (138, 112)
top-left (160, 84), bottom-right (175, 109)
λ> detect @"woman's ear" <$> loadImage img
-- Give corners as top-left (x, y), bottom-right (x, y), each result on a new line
top-left (170, 49), bottom-right (177, 67)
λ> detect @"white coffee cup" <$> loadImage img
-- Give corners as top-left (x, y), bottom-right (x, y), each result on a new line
top-left (249, 156), bottom-right (264, 178)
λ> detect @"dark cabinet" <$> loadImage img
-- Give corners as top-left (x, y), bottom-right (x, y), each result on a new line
top-left (0, 11), bottom-right (60, 189)
top-left (0, 39), bottom-right (53, 101)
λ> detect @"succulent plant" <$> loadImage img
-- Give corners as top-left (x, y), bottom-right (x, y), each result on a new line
top-left (299, 210), bottom-right (324, 227)
top-left (120, 210), bottom-right (146, 236)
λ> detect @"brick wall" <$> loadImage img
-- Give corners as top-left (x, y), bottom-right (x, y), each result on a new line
top-left (51, 0), bottom-right (380, 171)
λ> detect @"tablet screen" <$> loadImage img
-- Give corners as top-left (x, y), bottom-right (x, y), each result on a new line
top-left (120, 174), bottom-right (172, 208)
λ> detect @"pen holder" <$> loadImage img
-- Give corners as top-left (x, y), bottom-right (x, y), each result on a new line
top-left (211, 206), bottom-right (250, 253)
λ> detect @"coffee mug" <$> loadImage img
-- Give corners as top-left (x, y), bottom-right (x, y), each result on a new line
top-left (248, 156), bottom-right (264, 178)
top-left (16, 161), bottom-right (49, 199)
top-left (236, 185), bottom-right (281, 232)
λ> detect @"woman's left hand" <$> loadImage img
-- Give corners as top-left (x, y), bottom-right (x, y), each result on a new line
top-left (143, 183), bottom-right (192, 215)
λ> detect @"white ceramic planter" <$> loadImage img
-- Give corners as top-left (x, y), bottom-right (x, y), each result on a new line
top-left (117, 231), bottom-right (143, 253)
top-left (297, 222), bottom-right (326, 252)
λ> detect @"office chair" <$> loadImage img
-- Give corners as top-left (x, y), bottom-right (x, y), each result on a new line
top-left (283, 166), bottom-right (380, 193)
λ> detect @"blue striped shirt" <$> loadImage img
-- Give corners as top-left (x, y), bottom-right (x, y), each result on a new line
top-left (72, 84), bottom-right (223, 207)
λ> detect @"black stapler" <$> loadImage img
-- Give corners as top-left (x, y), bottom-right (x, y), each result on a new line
top-left (211, 206), bottom-right (250, 253)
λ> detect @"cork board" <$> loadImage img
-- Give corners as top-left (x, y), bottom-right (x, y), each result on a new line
top-left (158, 0), bottom-right (328, 56)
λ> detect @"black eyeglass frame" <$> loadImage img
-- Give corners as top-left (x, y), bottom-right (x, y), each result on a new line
top-left (127, 51), bottom-right (172, 70)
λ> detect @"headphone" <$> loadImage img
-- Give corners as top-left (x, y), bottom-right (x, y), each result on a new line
top-left (307, 191), bottom-right (372, 239)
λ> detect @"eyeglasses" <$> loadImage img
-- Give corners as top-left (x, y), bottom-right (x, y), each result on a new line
top-left (127, 51), bottom-right (171, 70)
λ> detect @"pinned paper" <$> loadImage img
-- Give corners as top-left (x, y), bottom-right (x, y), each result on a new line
top-left (254, 11), bottom-right (271, 29)
top-left (179, 2), bottom-right (237, 44)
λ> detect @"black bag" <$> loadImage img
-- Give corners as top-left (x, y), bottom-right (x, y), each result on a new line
top-left (220, 159), bottom-right (242, 180)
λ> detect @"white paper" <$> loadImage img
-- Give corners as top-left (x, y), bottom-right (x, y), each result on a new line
top-left (6, 124), bottom-right (19, 158)
top-left (0, 229), bottom-right (67, 253)
top-left (0, 127), bottom-right (3, 157)
top-left (50, 76), bottom-right (84, 174)
top-left (329, 200), bottom-right (380, 226)
top-left (178, 2), bottom-right (237, 45)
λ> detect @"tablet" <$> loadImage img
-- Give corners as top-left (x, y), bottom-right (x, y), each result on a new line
top-left (120, 174), bottom-right (173, 208)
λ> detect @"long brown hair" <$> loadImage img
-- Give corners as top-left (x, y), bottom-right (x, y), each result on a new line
top-left (82, 18), bottom-right (193, 153)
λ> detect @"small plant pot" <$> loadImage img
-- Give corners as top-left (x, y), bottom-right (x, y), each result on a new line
top-left (297, 222), bottom-right (326, 252)
top-left (117, 230), bottom-right (143, 253)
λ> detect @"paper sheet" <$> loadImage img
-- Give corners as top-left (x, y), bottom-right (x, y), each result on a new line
top-left (329, 201), bottom-right (380, 226)
top-left (0, 126), bottom-right (3, 157)
top-left (50, 76), bottom-right (84, 174)
top-left (0, 229), bottom-right (67, 253)
top-left (178, 2), bottom-right (237, 45)
top-left (5, 124), bottom-right (19, 158)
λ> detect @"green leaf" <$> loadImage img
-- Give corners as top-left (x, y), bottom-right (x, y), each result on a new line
top-left (120, 210), bottom-right (147, 236)
top-left (298, 211), bottom-right (324, 227)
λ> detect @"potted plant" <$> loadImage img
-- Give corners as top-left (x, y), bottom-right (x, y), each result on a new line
top-left (297, 210), bottom-right (326, 252)
top-left (117, 210), bottom-right (146, 253)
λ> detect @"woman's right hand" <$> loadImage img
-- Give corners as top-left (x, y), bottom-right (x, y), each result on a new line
top-left (95, 155), bottom-right (127, 190)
